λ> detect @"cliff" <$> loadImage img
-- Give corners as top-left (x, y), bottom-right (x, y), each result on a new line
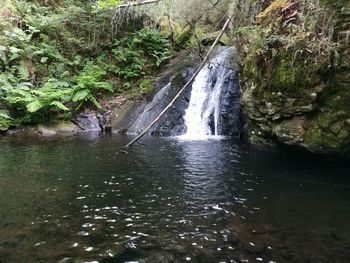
top-left (239, 0), bottom-right (350, 155)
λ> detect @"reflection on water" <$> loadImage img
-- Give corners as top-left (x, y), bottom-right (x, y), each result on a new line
top-left (0, 134), bottom-right (350, 263)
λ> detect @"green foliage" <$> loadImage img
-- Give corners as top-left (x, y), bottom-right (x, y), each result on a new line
top-left (72, 62), bottom-right (113, 109)
top-left (139, 79), bottom-right (153, 94)
top-left (0, 0), bottom-right (172, 130)
top-left (242, 0), bottom-right (335, 98)
top-left (135, 28), bottom-right (172, 66)
top-left (234, 26), bottom-right (261, 35)
top-left (4, 77), bottom-right (72, 122)
top-left (112, 28), bottom-right (171, 80)
top-left (95, 0), bottom-right (121, 9)
top-left (0, 109), bottom-right (13, 131)
top-left (112, 45), bottom-right (146, 79)
top-left (109, 28), bottom-right (171, 94)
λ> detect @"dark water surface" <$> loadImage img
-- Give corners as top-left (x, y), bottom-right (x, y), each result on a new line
top-left (1, 134), bottom-right (350, 263)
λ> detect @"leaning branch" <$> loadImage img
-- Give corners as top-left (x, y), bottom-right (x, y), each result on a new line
top-left (116, 0), bottom-right (161, 8)
top-left (125, 11), bottom-right (235, 148)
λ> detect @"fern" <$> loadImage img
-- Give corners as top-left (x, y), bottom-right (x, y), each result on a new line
top-left (6, 79), bottom-right (72, 114)
top-left (72, 62), bottom-right (113, 109)
top-left (0, 109), bottom-right (14, 131)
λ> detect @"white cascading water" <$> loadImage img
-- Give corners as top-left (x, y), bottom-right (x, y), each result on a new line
top-left (179, 47), bottom-right (235, 140)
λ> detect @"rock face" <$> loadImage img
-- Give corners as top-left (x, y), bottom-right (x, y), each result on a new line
top-left (124, 67), bottom-right (192, 136)
top-left (217, 67), bottom-right (242, 137)
top-left (240, 0), bottom-right (350, 155)
top-left (149, 68), bottom-right (192, 136)
top-left (73, 112), bottom-right (104, 131)
top-left (108, 50), bottom-right (197, 136)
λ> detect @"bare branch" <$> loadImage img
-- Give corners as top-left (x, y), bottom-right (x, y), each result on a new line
top-left (115, 0), bottom-right (161, 9)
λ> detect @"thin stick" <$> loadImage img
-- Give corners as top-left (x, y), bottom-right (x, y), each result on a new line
top-left (125, 11), bottom-right (235, 148)
top-left (116, 0), bottom-right (161, 9)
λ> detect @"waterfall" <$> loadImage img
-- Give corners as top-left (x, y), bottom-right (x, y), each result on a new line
top-left (125, 46), bottom-right (241, 138)
top-left (179, 46), bottom-right (239, 140)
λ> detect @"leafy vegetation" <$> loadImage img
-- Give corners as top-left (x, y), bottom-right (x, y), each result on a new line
top-left (0, 0), bottom-right (172, 129)
top-left (72, 62), bottom-right (113, 109)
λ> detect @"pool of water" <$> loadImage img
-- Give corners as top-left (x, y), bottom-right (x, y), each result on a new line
top-left (1, 134), bottom-right (350, 263)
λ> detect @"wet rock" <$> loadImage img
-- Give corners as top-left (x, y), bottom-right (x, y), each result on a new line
top-left (0, 130), bottom-right (7, 137)
top-left (279, 249), bottom-right (294, 260)
top-left (108, 100), bottom-right (143, 133)
top-left (135, 46), bottom-right (242, 137)
top-left (228, 231), bottom-right (240, 244)
top-left (140, 250), bottom-right (174, 263)
top-left (245, 242), bottom-right (265, 254)
top-left (57, 258), bottom-right (76, 263)
top-left (108, 50), bottom-right (197, 136)
top-left (137, 236), bottom-right (164, 250)
top-left (126, 66), bottom-right (192, 137)
top-left (74, 113), bottom-right (101, 131)
top-left (218, 69), bottom-right (243, 137)
top-left (37, 125), bottom-right (57, 136)
top-left (5, 126), bottom-right (38, 136)
top-left (273, 116), bottom-right (307, 145)
top-left (165, 244), bottom-right (186, 254)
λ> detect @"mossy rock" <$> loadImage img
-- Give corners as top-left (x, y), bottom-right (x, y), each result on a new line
top-left (320, 0), bottom-right (349, 8)
top-left (188, 26), bottom-right (232, 47)
top-left (273, 116), bottom-right (307, 145)
top-left (244, 38), bottom-right (324, 98)
top-left (174, 24), bottom-right (194, 50)
top-left (36, 121), bottom-right (82, 136)
top-left (305, 111), bottom-right (350, 153)
top-left (200, 32), bottom-right (231, 46)
top-left (159, 16), bottom-right (182, 41)
top-left (158, 16), bottom-right (195, 50)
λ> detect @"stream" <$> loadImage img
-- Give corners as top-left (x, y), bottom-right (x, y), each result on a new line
top-left (1, 134), bottom-right (350, 262)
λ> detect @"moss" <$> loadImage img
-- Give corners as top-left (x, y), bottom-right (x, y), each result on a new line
top-left (139, 79), bottom-right (153, 94)
top-left (319, 0), bottom-right (348, 8)
top-left (174, 24), bottom-right (194, 50)
top-left (243, 36), bottom-right (324, 99)
top-left (243, 39), bottom-right (265, 82)
top-left (271, 49), bottom-right (312, 96)
top-left (158, 15), bottom-right (195, 50)
top-left (305, 112), bottom-right (350, 153)
top-left (304, 105), bottom-right (350, 154)
top-left (190, 26), bottom-right (232, 46)
top-left (240, 0), bottom-right (350, 155)
top-left (159, 16), bottom-right (182, 41)
top-left (321, 79), bottom-right (350, 112)
top-left (256, 0), bottom-right (289, 24)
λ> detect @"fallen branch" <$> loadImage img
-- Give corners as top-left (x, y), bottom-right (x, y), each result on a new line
top-left (125, 10), bottom-right (235, 148)
top-left (112, 0), bottom-right (161, 35)
top-left (116, 0), bottom-right (161, 9)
